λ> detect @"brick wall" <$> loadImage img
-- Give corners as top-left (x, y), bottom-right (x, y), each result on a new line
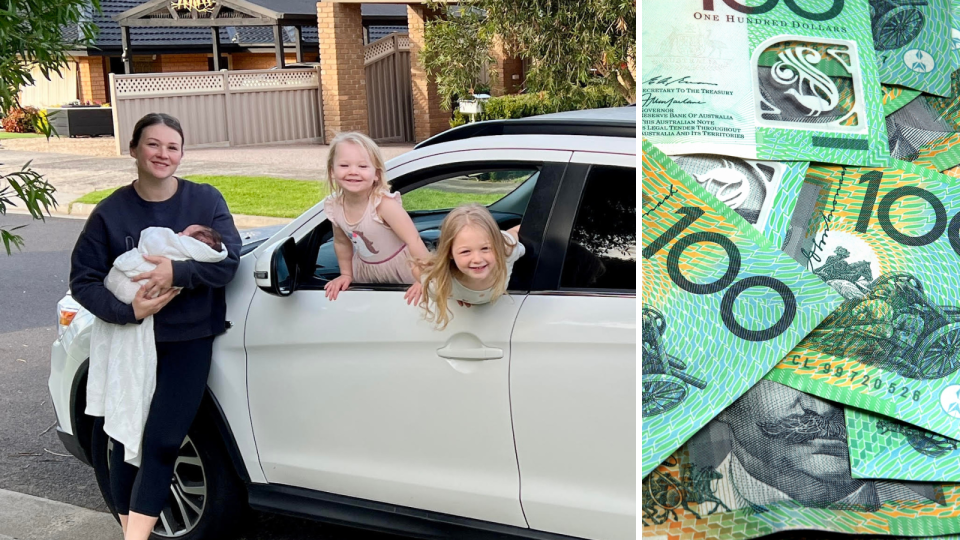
top-left (318, 2), bottom-right (369, 140)
top-left (490, 38), bottom-right (524, 96)
top-left (231, 52), bottom-right (301, 71)
top-left (132, 55), bottom-right (163, 74)
top-left (78, 56), bottom-right (108, 104)
top-left (159, 54), bottom-right (210, 73)
top-left (407, 5), bottom-right (447, 142)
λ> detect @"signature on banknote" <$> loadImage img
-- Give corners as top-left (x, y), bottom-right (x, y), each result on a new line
top-left (644, 75), bottom-right (719, 87)
top-left (799, 166), bottom-right (848, 271)
top-left (642, 94), bottom-right (707, 108)
top-left (643, 183), bottom-right (678, 218)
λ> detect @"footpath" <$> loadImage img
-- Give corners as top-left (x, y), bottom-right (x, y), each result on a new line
top-left (0, 141), bottom-right (415, 230)
top-left (0, 489), bottom-right (120, 540)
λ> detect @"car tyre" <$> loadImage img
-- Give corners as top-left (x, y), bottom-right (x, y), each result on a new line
top-left (90, 413), bottom-right (246, 539)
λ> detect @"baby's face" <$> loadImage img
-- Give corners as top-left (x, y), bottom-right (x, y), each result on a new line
top-left (180, 224), bottom-right (206, 238)
top-left (180, 225), bottom-right (219, 250)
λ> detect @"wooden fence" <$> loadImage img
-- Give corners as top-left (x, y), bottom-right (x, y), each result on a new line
top-left (109, 68), bottom-right (324, 154)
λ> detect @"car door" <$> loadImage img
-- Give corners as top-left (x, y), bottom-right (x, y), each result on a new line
top-left (510, 153), bottom-right (637, 540)
top-left (244, 149), bottom-right (571, 526)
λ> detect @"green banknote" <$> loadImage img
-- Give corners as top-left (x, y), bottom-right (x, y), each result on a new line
top-left (870, 0), bottom-right (953, 97)
top-left (882, 84), bottom-right (922, 116)
top-left (953, 0), bottom-right (960, 69)
top-left (642, 380), bottom-right (960, 539)
top-left (886, 70), bottom-right (960, 172)
top-left (765, 158), bottom-right (960, 441)
top-left (641, 141), bottom-right (842, 477)
top-left (641, 0), bottom-right (888, 167)
top-left (847, 406), bottom-right (960, 482)
top-left (671, 155), bottom-right (809, 246)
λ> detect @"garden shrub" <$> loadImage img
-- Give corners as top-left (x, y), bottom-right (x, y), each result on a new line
top-left (450, 84), bottom-right (628, 127)
top-left (2, 107), bottom-right (40, 133)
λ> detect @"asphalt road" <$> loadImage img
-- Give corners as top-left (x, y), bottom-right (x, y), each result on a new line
top-left (0, 214), bottom-right (396, 539)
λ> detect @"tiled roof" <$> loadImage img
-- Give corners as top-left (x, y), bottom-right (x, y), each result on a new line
top-left (368, 26), bottom-right (408, 42)
top-left (69, 0), bottom-right (408, 50)
top-left (361, 5), bottom-right (408, 17)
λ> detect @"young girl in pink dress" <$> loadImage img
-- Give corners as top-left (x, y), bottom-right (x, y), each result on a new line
top-left (322, 132), bottom-right (428, 304)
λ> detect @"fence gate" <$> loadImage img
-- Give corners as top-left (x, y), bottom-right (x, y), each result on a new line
top-left (110, 68), bottom-right (324, 154)
top-left (365, 33), bottom-right (414, 144)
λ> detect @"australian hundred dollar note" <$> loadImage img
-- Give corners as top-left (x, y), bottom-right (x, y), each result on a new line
top-left (641, 0), bottom-right (888, 166)
top-left (886, 70), bottom-right (960, 172)
top-left (882, 84), bottom-right (922, 116)
top-left (869, 0), bottom-right (953, 97)
top-left (642, 380), bottom-right (960, 539)
top-left (765, 158), bottom-right (960, 441)
top-left (671, 155), bottom-right (809, 246)
top-left (641, 140), bottom-right (842, 477)
top-left (846, 405), bottom-right (960, 482)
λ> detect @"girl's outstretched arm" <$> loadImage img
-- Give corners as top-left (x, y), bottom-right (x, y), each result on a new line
top-left (325, 225), bottom-right (354, 300)
top-left (504, 224), bottom-right (521, 255)
top-left (377, 196), bottom-right (429, 305)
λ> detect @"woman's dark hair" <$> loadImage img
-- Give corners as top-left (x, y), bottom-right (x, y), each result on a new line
top-left (130, 113), bottom-right (184, 151)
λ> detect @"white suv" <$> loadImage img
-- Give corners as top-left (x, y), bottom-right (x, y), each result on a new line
top-left (48, 107), bottom-right (637, 540)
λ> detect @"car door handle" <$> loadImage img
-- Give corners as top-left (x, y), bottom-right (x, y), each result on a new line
top-left (436, 345), bottom-right (503, 360)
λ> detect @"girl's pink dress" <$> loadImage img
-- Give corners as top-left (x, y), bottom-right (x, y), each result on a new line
top-left (324, 191), bottom-right (415, 284)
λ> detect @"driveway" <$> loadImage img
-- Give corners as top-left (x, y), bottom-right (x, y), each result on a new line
top-left (0, 140), bottom-right (415, 211)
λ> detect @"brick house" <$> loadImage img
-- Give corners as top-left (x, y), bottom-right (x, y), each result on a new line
top-left (26, 0), bottom-right (407, 107)
top-left (22, 0), bottom-right (525, 144)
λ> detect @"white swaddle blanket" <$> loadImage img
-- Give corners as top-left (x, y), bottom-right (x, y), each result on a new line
top-left (86, 227), bottom-right (227, 466)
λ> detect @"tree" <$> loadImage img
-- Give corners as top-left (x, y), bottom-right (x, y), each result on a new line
top-left (421, 0), bottom-right (635, 109)
top-left (420, 7), bottom-right (496, 110)
top-left (1, 0), bottom-right (100, 254)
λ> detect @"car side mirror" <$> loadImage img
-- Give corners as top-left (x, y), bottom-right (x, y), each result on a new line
top-left (254, 237), bottom-right (298, 296)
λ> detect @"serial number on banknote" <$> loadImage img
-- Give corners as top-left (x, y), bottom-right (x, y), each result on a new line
top-left (782, 354), bottom-right (923, 403)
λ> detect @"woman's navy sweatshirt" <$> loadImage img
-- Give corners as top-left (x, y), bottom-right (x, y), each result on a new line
top-left (69, 179), bottom-right (242, 342)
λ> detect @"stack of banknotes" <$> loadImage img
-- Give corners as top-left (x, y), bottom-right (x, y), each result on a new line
top-left (642, 0), bottom-right (960, 538)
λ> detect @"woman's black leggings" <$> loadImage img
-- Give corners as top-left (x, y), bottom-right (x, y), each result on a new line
top-left (108, 336), bottom-right (214, 517)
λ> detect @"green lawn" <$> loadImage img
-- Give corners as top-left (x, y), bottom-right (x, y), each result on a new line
top-left (0, 131), bottom-right (44, 139)
top-left (74, 175), bottom-right (505, 218)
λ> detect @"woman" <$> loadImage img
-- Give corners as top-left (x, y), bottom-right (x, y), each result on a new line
top-left (69, 113), bottom-right (241, 540)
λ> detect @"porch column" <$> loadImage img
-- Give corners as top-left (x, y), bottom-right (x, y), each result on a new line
top-left (317, 1), bottom-right (368, 140)
top-left (273, 25), bottom-right (287, 68)
top-left (294, 26), bottom-right (304, 63)
top-left (407, 4), bottom-right (447, 142)
top-left (211, 27), bottom-right (222, 71)
top-left (490, 36), bottom-right (523, 96)
top-left (121, 26), bottom-right (133, 74)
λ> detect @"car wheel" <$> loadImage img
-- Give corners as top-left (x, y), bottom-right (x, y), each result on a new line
top-left (91, 415), bottom-right (245, 539)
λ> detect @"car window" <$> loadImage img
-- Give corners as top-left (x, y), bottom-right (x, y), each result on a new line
top-left (401, 170), bottom-right (538, 212)
top-left (560, 165), bottom-right (636, 291)
top-left (307, 167), bottom-right (540, 284)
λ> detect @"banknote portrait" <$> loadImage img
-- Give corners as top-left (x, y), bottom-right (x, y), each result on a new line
top-left (686, 380), bottom-right (944, 512)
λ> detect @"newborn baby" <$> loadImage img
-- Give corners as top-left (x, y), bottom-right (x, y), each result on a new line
top-left (108, 225), bottom-right (223, 301)
top-left (87, 225), bottom-right (227, 466)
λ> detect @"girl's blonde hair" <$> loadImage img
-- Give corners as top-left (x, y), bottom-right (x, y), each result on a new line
top-left (418, 204), bottom-right (510, 329)
top-left (326, 131), bottom-right (391, 198)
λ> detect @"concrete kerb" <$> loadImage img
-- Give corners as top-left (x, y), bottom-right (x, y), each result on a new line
top-left (4, 202), bottom-right (293, 231)
top-left (62, 202), bottom-right (293, 230)
top-left (0, 489), bottom-right (121, 540)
